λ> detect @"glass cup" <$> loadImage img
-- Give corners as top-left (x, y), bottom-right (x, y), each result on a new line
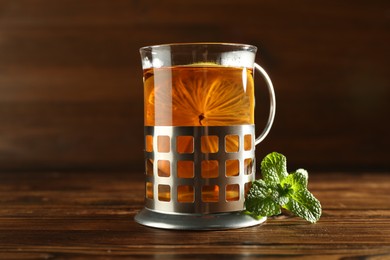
top-left (135, 43), bottom-right (276, 230)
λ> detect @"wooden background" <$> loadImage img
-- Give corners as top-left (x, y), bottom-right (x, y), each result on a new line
top-left (0, 0), bottom-right (389, 173)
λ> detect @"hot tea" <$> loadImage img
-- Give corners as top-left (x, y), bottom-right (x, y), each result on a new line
top-left (144, 65), bottom-right (255, 202)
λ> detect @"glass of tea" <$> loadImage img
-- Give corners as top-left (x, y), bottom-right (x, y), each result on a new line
top-left (135, 43), bottom-right (276, 230)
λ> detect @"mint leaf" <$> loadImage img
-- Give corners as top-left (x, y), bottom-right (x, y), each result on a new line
top-left (244, 180), bottom-right (281, 217)
top-left (281, 170), bottom-right (308, 191)
top-left (283, 189), bottom-right (322, 223)
top-left (275, 184), bottom-right (290, 206)
top-left (261, 152), bottom-right (288, 185)
top-left (295, 168), bottom-right (308, 182)
top-left (280, 170), bottom-right (321, 223)
top-left (245, 152), bottom-right (322, 223)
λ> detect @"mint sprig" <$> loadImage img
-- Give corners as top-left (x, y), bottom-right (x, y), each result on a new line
top-left (244, 152), bottom-right (322, 223)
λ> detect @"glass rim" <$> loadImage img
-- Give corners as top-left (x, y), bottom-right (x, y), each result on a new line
top-left (139, 42), bottom-right (257, 52)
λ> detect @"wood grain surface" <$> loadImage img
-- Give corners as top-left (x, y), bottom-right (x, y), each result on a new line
top-left (0, 170), bottom-right (389, 259)
top-left (0, 0), bottom-right (389, 172)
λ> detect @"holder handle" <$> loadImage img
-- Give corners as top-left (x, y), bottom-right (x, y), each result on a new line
top-left (254, 63), bottom-right (276, 145)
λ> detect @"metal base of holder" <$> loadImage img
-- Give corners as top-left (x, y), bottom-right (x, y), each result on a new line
top-left (135, 208), bottom-right (266, 230)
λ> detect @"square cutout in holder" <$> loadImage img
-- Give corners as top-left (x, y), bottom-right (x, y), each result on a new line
top-left (145, 159), bottom-right (154, 176)
top-left (226, 184), bottom-right (240, 201)
top-left (201, 160), bottom-right (219, 178)
top-left (158, 185), bottom-right (171, 202)
top-left (177, 185), bottom-right (194, 203)
top-left (146, 182), bottom-right (153, 199)
top-left (157, 160), bottom-right (170, 177)
top-left (244, 134), bottom-right (252, 151)
top-left (201, 135), bottom-right (219, 153)
top-left (145, 135), bottom-right (153, 152)
top-left (157, 136), bottom-right (170, 153)
top-left (226, 159), bottom-right (239, 177)
top-left (225, 135), bottom-right (239, 153)
top-left (244, 158), bottom-right (253, 175)
top-left (177, 136), bottom-right (194, 154)
top-left (177, 160), bottom-right (194, 178)
top-left (202, 185), bottom-right (219, 202)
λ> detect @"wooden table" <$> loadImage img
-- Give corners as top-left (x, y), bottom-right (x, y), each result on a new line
top-left (0, 171), bottom-right (389, 259)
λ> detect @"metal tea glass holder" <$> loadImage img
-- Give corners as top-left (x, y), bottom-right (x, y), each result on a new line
top-left (135, 125), bottom-right (266, 230)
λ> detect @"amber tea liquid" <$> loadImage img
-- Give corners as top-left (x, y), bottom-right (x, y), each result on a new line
top-left (144, 65), bottom-right (255, 202)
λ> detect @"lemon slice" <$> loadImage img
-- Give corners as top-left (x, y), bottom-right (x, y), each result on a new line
top-left (144, 65), bottom-right (254, 126)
